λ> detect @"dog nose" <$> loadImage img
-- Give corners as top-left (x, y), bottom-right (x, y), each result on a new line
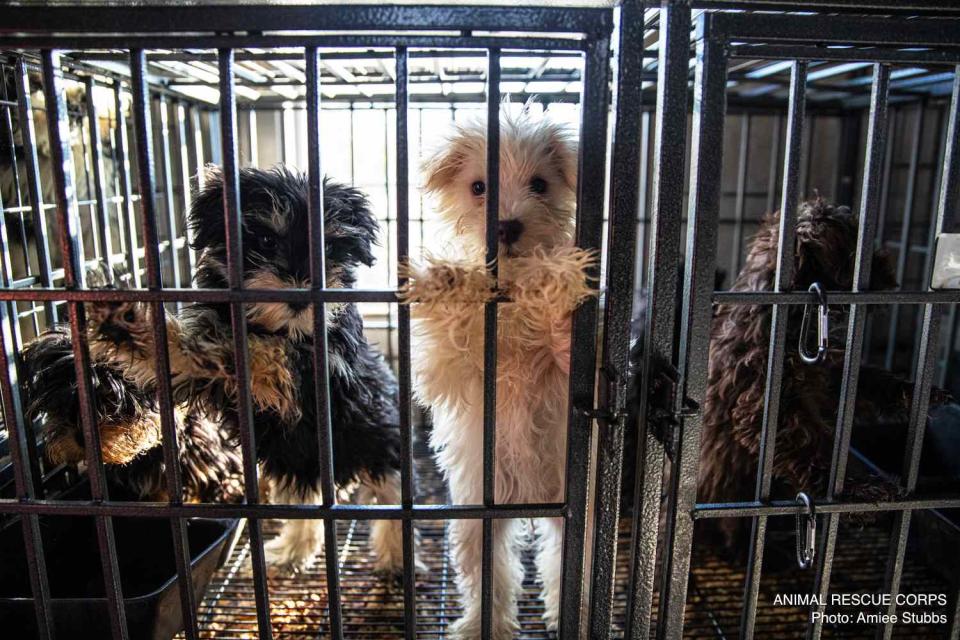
top-left (498, 220), bottom-right (524, 246)
top-left (289, 301), bottom-right (309, 313)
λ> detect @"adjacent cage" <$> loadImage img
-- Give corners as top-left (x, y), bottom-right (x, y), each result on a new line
top-left (0, 2), bottom-right (959, 640)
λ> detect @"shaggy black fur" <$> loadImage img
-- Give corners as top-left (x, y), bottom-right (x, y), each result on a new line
top-left (21, 315), bottom-right (243, 503)
top-left (162, 165), bottom-right (399, 497)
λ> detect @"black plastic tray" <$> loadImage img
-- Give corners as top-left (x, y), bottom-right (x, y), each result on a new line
top-left (0, 478), bottom-right (242, 639)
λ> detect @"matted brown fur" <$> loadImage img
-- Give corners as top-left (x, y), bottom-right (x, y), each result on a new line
top-left (699, 198), bottom-right (917, 549)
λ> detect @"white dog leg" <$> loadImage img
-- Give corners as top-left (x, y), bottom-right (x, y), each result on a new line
top-left (448, 516), bottom-right (523, 640)
top-left (357, 470), bottom-right (424, 575)
top-left (263, 483), bottom-right (323, 571)
top-left (535, 517), bottom-right (564, 632)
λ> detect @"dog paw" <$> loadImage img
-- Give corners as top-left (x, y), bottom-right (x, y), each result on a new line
top-left (542, 609), bottom-right (559, 633)
top-left (263, 521), bottom-right (322, 573)
top-left (449, 613), bottom-right (517, 640)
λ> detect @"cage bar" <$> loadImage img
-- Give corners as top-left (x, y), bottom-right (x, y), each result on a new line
top-left (157, 95), bottom-right (182, 291)
top-left (883, 103), bottom-right (924, 371)
top-left (113, 80), bottom-right (140, 287)
top-left (739, 59), bottom-right (808, 640)
top-left (15, 59), bottom-right (57, 323)
top-left (128, 48), bottom-right (200, 640)
top-left (41, 49), bottom-right (130, 640)
top-left (393, 44), bottom-right (418, 640)
top-left (588, 0), bottom-right (644, 635)
top-left (657, 15), bottom-right (727, 639)
top-left (0, 265), bottom-right (53, 640)
top-left (625, 3), bottom-right (691, 638)
top-left (809, 62), bottom-right (891, 640)
top-left (559, 30), bottom-right (611, 639)
top-left (175, 101), bottom-right (197, 273)
top-left (877, 69), bottom-right (960, 640)
top-left (480, 45), bottom-right (500, 640)
top-left (217, 47), bottom-right (274, 640)
top-left (84, 76), bottom-right (112, 278)
top-left (304, 45), bottom-right (345, 640)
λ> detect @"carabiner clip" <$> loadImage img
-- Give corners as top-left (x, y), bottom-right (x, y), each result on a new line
top-left (799, 282), bottom-right (828, 365)
top-left (795, 492), bottom-right (816, 569)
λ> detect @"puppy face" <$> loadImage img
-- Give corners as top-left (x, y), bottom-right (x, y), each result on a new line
top-left (189, 165), bottom-right (378, 339)
top-left (423, 108), bottom-right (578, 258)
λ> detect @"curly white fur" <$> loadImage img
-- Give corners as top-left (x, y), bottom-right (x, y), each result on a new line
top-left (411, 107), bottom-right (591, 639)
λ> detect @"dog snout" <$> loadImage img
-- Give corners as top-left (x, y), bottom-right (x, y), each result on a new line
top-left (498, 220), bottom-right (524, 246)
top-left (288, 301), bottom-right (309, 313)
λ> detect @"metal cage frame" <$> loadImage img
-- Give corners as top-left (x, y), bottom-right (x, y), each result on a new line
top-left (0, 2), bottom-right (959, 640)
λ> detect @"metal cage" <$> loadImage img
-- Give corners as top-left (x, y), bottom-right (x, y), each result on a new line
top-left (0, 2), bottom-right (958, 639)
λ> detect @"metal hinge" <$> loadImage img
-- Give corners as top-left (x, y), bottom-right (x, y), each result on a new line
top-left (647, 358), bottom-right (699, 460)
top-left (577, 365), bottom-right (629, 427)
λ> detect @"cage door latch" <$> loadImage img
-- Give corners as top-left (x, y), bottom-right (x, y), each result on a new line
top-left (578, 365), bottom-right (628, 427)
top-left (649, 358), bottom-right (699, 460)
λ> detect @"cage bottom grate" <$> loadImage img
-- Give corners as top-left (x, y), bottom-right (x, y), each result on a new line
top-left (185, 432), bottom-right (953, 639)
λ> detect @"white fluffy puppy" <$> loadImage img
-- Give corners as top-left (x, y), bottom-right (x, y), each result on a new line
top-left (408, 106), bottom-right (589, 638)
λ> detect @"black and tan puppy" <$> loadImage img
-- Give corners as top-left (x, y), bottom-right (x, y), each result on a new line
top-left (85, 165), bottom-right (408, 573)
top-left (21, 268), bottom-right (244, 504)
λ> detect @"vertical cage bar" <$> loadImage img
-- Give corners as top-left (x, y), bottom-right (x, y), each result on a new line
top-left (731, 113), bottom-right (750, 277)
top-left (559, 31), bottom-right (611, 640)
top-left (739, 60), bottom-right (808, 640)
top-left (218, 48), bottom-right (274, 640)
top-left (15, 60), bottom-right (56, 322)
top-left (656, 16), bottom-right (727, 640)
top-left (765, 114), bottom-right (782, 216)
top-left (878, 70), bottom-right (959, 640)
top-left (876, 108), bottom-right (897, 251)
top-left (129, 50), bottom-right (200, 640)
top-left (191, 106), bottom-right (206, 190)
top-left (809, 63), bottom-right (891, 640)
top-left (0, 267), bottom-right (53, 640)
top-left (113, 81), bottom-right (140, 287)
top-left (42, 49), bottom-right (129, 640)
top-left (589, 0), bottom-right (645, 635)
top-left (625, 4), bottom-right (691, 637)
top-left (158, 96), bottom-right (182, 291)
top-left (304, 46), bottom-right (344, 640)
top-left (394, 45), bottom-right (417, 640)
top-left (635, 110), bottom-right (651, 294)
top-left (884, 103), bottom-right (925, 371)
top-left (176, 102), bottom-right (197, 273)
top-left (0, 118), bottom-right (26, 355)
top-left (480, 46), bottom-right (501, 640)
top-left (85, 76), bottom-right (113, 278)
top-left (835, 112), bottom-right (861, 209)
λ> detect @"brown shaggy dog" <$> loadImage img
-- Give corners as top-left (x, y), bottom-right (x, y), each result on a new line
top-left (699, 198), bottom-right (945, 550)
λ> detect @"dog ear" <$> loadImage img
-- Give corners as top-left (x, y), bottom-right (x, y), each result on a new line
top-left (422, 139), bottom-right (468, 194)
top-left (545, 128), bottom-right (578, 194)
top-left (324, 180), bottom-right (379, 268)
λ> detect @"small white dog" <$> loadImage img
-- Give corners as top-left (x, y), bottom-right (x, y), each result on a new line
top-left (407, 106), bottom-right (591, 638)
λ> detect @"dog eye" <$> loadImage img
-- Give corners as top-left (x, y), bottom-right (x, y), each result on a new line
top-left (530, 177), bottom-right (548, 194)
top-left (122, 310), bottom-right (136, 323)
top-left (259, 235), bottom-right (277, 250)
top-left (471, 180), bottom-right (486, 196)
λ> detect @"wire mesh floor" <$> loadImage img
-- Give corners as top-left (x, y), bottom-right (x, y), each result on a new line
top-left (187, 430), bottom-right (954, 639)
